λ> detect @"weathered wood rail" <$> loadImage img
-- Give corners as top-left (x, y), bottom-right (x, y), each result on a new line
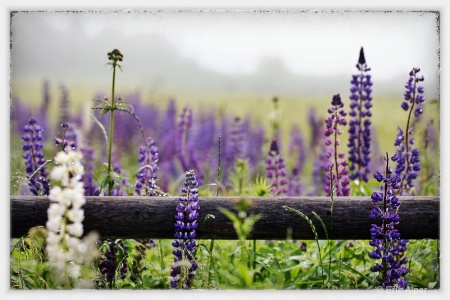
top-left (10, 196), bottom-right (439, 240)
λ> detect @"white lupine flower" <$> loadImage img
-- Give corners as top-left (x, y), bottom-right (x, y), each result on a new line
top-left (46, 150), bottom-right (98, 287)
top-left (51, 166), bottom-right (68, 183)
top-left (67, 222), bottom-right (83, 237)
top-left (48, 203), bottom-right (65, 219)
top-left (46, 216), bottom-right (62, 233)
top-left (67, 208), bottom-right (84, 223)
top-left (54, 151), bottom-right (70, 164)
top-left (68, 263), bottom-right (81, 278)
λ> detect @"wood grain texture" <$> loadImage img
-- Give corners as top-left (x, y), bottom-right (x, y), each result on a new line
top-left (10, 196), bottom-right (439, 240)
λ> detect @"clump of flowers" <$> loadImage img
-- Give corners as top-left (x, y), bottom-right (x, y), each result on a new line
top-left (169, 170), bottom-right (200, 289)
top-left (45, 150), bottom-right (99, 288)
top-left (393, 68), bottom-right (425, 195)
top-left (22, 117), bottom-right (50, 195)
top-left (266, 139), bottom-right (288, 196)
top-left (348, 47), bottom-right (373, 182)
top-left (98, 240), bottom-right (128, 287)
top-left (369, 153), bottom-right (409, 289)
top-left (324, 94), bottom-right (349, 196)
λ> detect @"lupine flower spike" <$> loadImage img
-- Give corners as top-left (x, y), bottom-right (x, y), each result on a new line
top-left (369, 153), bottom-right (409, 289)
top-left (135, 137), bottom-right (161, 196)
top-left (46, 150), bottom-right (98, 287)
top-left (80, 145), bottom-right (100, 196)
top-left (392, 68), bottom-right (425, 195)
top-left (170, 170), bottom-right (200, 289)
top-left (98, 240), bottom-right (128, 286)
top-left (348, 47), bottom-right (373, 182)
top-left (324, 94), bottom-right (349, 196)
top-left (176, 107), bottom-right (204, 185)
top-left (266, 139), bottom-right (288, 196)
top-left (22, 118), bottom-right (50, 195)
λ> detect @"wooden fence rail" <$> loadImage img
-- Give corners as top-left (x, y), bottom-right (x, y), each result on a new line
top-left (10, 196), bottom-right (439, 240)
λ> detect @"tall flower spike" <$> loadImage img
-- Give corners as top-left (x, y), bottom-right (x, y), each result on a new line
top-left (59, 85), bottom-right (71, 125)
top-left (170, 170), bottom-right (200, 289)
top-left (393, 68), bottom-right (425, 195)
top-left (175, 107), bottom-right (204, 185)
top-left (369, 153), bottom-right (409, 289)
top-left (22, 118), bottom-right (50, 195)
top-left (266, 139), bottom-right (288, 196)
top-left (98, 240), bottom-right (128, 285)
top-left (324, 94), bottom-right (349, 196)
top-left (80, 145), bottom-right (100, 196)
top-left (135, 137), bottom-right (159, 196)
top-left (46, 150), bottom-right (99, 287)
top-left (348, 47), bottom-right (373, 183)
top-left (287, 124), bottom-right (307, 196)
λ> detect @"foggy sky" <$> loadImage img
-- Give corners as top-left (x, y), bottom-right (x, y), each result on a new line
top-left (10, 10), bottom-right (440, 97)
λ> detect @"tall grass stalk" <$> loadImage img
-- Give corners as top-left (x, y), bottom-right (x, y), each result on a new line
top-left (282, 205), bottom-right (325, 286)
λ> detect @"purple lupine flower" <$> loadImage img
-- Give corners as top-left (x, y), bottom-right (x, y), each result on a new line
top-left (324, 94), bottom-right (349, 196)
top-left (175, 107), bottom-right (204, 186)
top-left (135, 137), bottom-right (161, 196)
top-left (287, 167), bottom-right (302, 196)
top-left (246, 123), bottom-right (266, 174)
top-left (80, 145), bottom-right (100, 196)
top-left (54, 123), bottom-right (77, 152)
top-left (309, 144), bottom-right (328, 196)
top-left (287, 124), bottom-right (307, 196)
top-left (59, 85), bottom-right (71, 125)
top-left (223, 116), bottom-right (246, 186)
top-left (308, 106), bottom-right (323, 151)
top-left (423, 119), bottom-right (438, 153)
top-left (393, 68), bottom-right (425, 195)
top-left (368, 127), bottom-right (384, 177)
top-left (98, 240), bottom-right (129, 284)
top-left (22, 118), bottom-right (50, 195)
top-left (11, 96), bottom-right (33, 136)
top-left (369, 154), bottom-right (409, 289)
top-left (176, 107), bottom-right (193, 172)
top-left (170, 170), bottom-right (200, 289)
top-left (266, 139), bottom-right (288, 196)
top-left (348, 47), bottom-right (373, 183)
top-left (158, 99), bottom-right (179, 191)
top-left (38, 80), bottom-right (51, 139)
top-left (289, 124), bottom-right (307, 175)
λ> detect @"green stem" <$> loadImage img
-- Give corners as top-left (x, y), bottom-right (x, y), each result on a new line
top-left (207, 239), bottom-right (215, 286)
top-left (107, 61), bottom-right (117, 195)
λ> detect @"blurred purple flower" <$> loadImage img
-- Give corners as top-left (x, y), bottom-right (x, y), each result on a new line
top-left (22, 118), bottom-right (50, 196)
top-left (266, 139), bottom-right (288, 196)
top-left (135, 137), bottom-right (160, 196)
top-left (80, 144), bottom-right (100, 196)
